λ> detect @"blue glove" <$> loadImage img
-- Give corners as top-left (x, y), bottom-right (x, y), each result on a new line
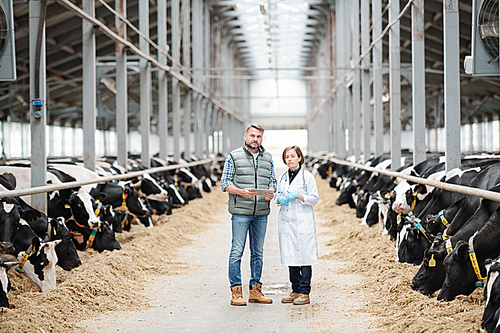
top-left (277, 196), bottom-right (290, 206)
top-left (286, 190), bottom-right (300, 201)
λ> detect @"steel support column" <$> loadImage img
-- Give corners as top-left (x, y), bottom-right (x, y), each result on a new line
top-left (443, 0), bottom-right (461, 171)
top-left (389, 0), bottom-right (401, 170)
top-left (183, 0), bottom-right (191, 156)
top-left (335, 0), bottom-right (346, 158)
top-left (82, 0), bottom-right (96, 171)
top-left (116, 0), bottom-right (128, 168)
top-left (30, 0), bottom-right (47, 212)
top-left (140, 0), bottom-right (151, 167)
top-left (193, 0), bottom-right (202, 157)
top-left (412, 0), bottom-right (426, 165)
top-left (172, 0), bottom-right (181, 161)
top-left (361, 0), bottom-right (370, 159)
top-left (477, 116), bottom-right (483, 152)
top-left (158, 0), bottom-right (168, 161)
top-left (351, 0), bottom-right (360, 160)
top-left (373, 0), bottom-right (383, 157)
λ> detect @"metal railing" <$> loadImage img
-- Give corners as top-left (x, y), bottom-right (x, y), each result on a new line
top-left (0, 158), bottom-right (224, 199)
top-left (308, 153), bottom-right (500, 203)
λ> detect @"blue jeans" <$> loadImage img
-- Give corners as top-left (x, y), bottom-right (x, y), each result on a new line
top-left (228, 214), bottom-right (268, 288)
top-left (289, 266), bottom-right (312, 295)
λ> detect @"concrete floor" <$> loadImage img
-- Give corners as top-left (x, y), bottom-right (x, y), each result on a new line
top-left (80, 165), bottom-right (375, 332)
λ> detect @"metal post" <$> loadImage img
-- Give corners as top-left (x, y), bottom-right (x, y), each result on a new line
top-left (2, 116), bottom-right (9, 159)
top-left (172, 0), bottom-right (181, 161)
top-left (443, 0), bottom-right (461, 171)
top-left (435, 95), bottom-right (440, 152)
top-left (477, 116), bottom-right (483, 152)
top-left (336, 0), bottom-right (346, 158)
top-left (140, 0), bottom-right (150, 167)
top-left (183, 0), bottom-right (191, 156)
top-left (158, 0), bottom-right (168, 161)
top-left (30, 0), bottom-right (47, 212)
top-left (351, 0), bottom-right (360, 161)
top-left (361, 0), bottom-right (370, 159)
top-left (116, 0), bottom-right (128, 168)
top-left (389, 0), bottom-right (401, 170)
top-left (487, 116), bottom-right (493, 152)
top-left (412, 0), bottom-right (426, 165)
top-left (83, 0), bottom-right (96, 171)
top-left (373, 0), bottom-right (383, 157)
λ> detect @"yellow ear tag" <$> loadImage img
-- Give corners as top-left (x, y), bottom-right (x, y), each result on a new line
top-left (384, 193), bottom-right (391, 199)
top-left (413, 191), bottom-right (419, 196)
top-left (53, 227), bottom-right (57, 236)
top-left (429, 254), bottom-right (436, 267)
top-left (64, 204), bottom-right (71, 209)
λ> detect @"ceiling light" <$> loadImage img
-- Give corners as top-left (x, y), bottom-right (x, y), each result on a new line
top-left (245, 5), bottom-right (259, 13)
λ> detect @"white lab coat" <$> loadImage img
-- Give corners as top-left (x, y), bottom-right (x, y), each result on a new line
top-left (275, 167), bottom-right (319, 266)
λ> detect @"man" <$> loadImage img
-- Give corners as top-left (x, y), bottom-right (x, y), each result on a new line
top-left (221, 123), bottom-right (277, 306)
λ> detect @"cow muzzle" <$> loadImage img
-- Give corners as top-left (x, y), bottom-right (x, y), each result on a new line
top-left (90, 220), bottom-right (101, 229)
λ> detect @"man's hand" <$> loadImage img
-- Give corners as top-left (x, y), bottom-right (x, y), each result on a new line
top-left (263, 192), bottom-right (274, 201)
top-left (263, 187), bottom-right (275, 201)
top-left (241, 188), bottom-right (258, 198)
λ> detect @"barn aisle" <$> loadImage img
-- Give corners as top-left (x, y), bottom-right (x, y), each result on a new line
top-left (79, 174), bottom-right (375, 332)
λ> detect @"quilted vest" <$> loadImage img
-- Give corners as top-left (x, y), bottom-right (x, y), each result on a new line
top-left (228, 145), bottom-right (273, 216)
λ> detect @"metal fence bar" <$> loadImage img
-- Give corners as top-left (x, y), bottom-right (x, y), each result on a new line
top-left (308, 153), bottom-right (500, 203)
top-left (0, 158), bottom-right (224, 199)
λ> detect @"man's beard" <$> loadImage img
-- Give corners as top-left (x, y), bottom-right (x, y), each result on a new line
top-left (246, 142), bottom-right (259, 149)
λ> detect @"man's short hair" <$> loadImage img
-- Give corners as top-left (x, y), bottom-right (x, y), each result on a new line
top-left (282, 146), bottom-right (305, 166)
top-left (246, 123), bottom-right (264, 134)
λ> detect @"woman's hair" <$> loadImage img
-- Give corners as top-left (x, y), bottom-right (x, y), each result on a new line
top-left (282, 146), bottom-right (304, 166)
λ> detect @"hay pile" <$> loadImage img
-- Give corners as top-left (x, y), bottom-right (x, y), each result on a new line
top-left (315, 176), bottom-right (484, 333)
top-left (0, 188), bottom-right (228, 332)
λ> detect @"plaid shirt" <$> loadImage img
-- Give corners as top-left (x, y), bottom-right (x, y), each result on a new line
top-left (221, 151), bottom-right (277, 192)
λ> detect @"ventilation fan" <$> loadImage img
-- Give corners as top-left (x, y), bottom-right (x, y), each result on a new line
top-left (0, 0), bottom-right (16, 81)
top-left (469, 0), bottom-right (500, 76)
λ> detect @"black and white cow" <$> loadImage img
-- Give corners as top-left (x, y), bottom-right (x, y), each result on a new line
top-left (90, 182), bottom-right (153, 228)
top-left (48, 187), bottom-right (100, 230)
top-left (482, 254), bottom-right (500, 333)
top-left (438, 206), bottom-right (500, 301)
top-left (14, 219), bottom-right (61, 292)
top-left (0, 253), bottom-right (18, 308)
top-left (0, 197), bottom-right (22, 254)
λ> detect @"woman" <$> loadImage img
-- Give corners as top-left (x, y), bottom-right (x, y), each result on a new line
top-left (275, 145), bottom-right (319, 305)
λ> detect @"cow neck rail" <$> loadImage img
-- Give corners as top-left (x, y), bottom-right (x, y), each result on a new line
top-left (308, 154), bottom-right (500, 204)
top-left (0, 158), bottom-right (224, 199)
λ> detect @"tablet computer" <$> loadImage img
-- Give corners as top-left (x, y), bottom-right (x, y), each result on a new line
top-left (249, 188), bottom-right (275, 195)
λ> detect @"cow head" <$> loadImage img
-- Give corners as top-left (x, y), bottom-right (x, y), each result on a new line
top-left (20, 237), bottom-right (61, 292)
top-left (356, 191), bottom-right (370, 219)
top-left (92, 221), bottom-right (121, 253)
top-left (410, 234), bottom-right (447, 296)
top-left (482, 255), bottom-right (500, 332)
top-left (396, 218), bottom-right (431, 264)
top-left (335, 181), bottom-right (357, 208)
top-left (0, 253), bottom-right (18, 308)
top-left (0, 197), bottom-right (21, 254)
top-left (51, 217), bottom-right (81, 271)
top-left (57, 188), bottom-right (100, 229)
top-left (438, 240), bottom-right (479, 301)
top-left (361, 193), bottom-right (380, 227)
top-left (392, 182), bottom-right (427, 214)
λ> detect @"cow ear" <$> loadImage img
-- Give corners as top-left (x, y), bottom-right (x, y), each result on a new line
top-left (31, 237), bottom-right (41, 254)
top-left (58, 198), bottom-right (71, 209)
top-left (96, 192), bottom-right (107, 202)
top-left (455, 241), bottom-right (469, 261)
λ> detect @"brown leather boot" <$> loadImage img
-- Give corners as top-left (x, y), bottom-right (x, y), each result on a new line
top-left (281, 292), bottom-right (299, 303)
top-left (248, 284), bottom-right (273, 304)
top-left (293, 293), bottom-right (310, 305)
top-left (231, 286), bottom-right (247, 306)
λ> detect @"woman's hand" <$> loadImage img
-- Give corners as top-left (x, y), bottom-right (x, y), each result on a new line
top-left (277, 196), bottom-right (289, 206)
